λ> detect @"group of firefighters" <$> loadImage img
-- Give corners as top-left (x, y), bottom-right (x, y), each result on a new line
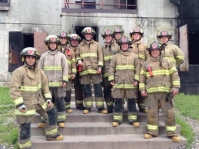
top-left (9, 25), bottom-right (184, 149)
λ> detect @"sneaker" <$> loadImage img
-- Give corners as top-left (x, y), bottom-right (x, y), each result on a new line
top-left (46, 135), bottom-right (64, 141)
top-left (66, 109), bottom-right (73, 114)
top-left (144, 133), bottom-right (153, 139)
top-left (37, 123), bottom-right (45, 128)
top-left (58, 123), bottom-right (65, 128)
top-left (112, 122), bottom-right (119, 127)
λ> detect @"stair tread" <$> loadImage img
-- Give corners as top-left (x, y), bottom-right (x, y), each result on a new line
top-left (31, 121), bottom-right (179, 127)
top-left (31, 134), bottom-right (187, 142)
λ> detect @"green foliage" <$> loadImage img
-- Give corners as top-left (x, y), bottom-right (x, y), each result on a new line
top-left (175, 94), bottom-right (199, 120)
top-left (0, 87), bottom-right (18, 147)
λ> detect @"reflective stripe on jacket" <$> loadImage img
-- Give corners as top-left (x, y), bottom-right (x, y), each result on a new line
top-left (38, 49), bottom-right (68, 87)
top-left (76, 39), bottom-right (103, 76)
top-left (139, 57), bottom-right (180, 93)
top-left (10, 63), bottom-right (51, 116)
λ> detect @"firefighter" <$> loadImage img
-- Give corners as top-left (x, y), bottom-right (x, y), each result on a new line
top-left (57, 31), bottom-right (76, 114)
top-left (101, 28), bottom-right (120, 113)
top-left (76, 27), bottom-right (108, 114)
top-left (129, 27), bottom-right (148, 113)
top-left (10, 47), bottom-right (64, 149)
top-left (113, 26), bottom-right (124, 43)
top-left (139, 41), bottom-right (181, 142)
top-left (68, 33), bottom-right (84, 110)
top-left (157, 29), bottom-right (184, 67)
top-left (38, 35), bottom-right (68, 128)
top-left (109, 36), bottom-right (140, 127)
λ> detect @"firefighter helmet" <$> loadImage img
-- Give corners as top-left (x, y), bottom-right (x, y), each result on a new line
top-left (81, 27), bottom-right (96, 36)
top-left (113, 26), bottom-right (124, 35)
top-left (57, 30), bottom-right (69, 38)
top-left (147, 41), bottom-right (163, 51)
top-left (69, 34), bottom-right (81, 42)
top-left (157, 30), bottom-right (172, 39)
top-left (101, 28), bottom-right (114, 38)
top-left (20, 47), bottom-right (40, 61)
top-left (117, 36), bottom-right (132, 45)
top-left (129, 27), bottom-right (144, 36)
top-left (44, 35), bottom-right (59, 45)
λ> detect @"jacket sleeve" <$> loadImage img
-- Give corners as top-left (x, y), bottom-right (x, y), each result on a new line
top-left (97, 43), bottom-right (103, 67)
top-left (174, 45), bottom-right (184, 67)
top-left (71, 51), bottom-right (77, 75)
top-left (134, 55), bottom-right (140, 81)
top-left (61, 54), bottom-right (68, 82)
top-left (9, 69), bottom-right (24, 108)
top-left (76, 44), bottom-right (82, 63)
top-left (40, 69), bottom-right (52, 99)
top-left (108, 55), bottom-right (116, 82)
top-left (38, 54), bottom-right (44, 70)
top-left (139, 63), bottom-right (147, 91)
top-left (169, 62), bottom-right (181, 89)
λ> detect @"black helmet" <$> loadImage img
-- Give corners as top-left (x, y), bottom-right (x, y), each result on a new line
top-left (129, 27), bottom-right (144, 37)
top-left (147, 41), bottom-right (163, 51)
top-left (117, 36), bottom-right (132, 45)
top-left (101, 28), bottom-right (114, 38)
top-left (57, 30), bottom-right (69, 39)
top-left (81, 27), bottom-right (96, 36)
top-left (157, 30), bottom-right (172, 39)
top-left (20, 47), bottom-right (40, 61)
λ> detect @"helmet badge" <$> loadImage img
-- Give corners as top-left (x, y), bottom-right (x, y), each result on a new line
top-left (122, 37), bottom-right (127, 42)
top-left (61, 32), bottom-right (66, 37)
top-left (162, 31), bottom-right (168, 35)
top-left (152, 43), bottom-right (158, 49)
top-left (87, 28), bottom-right (91, 33)
top-left (72, 35), bottom-right (77, 39)
top-left (28, 49), bottom-right (34, 55)
top-left (116, 28), bottom-right (120, 32)
top-left (51, 37), bottom-right (56, 41)
top-left (134, 28), bottom-right (139, 32)
top-left (106, 30), bottom-right (110, 34)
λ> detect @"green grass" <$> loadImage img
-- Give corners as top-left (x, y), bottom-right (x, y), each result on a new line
top-left (175, 93), bottom-right (199, 120)
top-left (0, 87), bottom-right (18, 148)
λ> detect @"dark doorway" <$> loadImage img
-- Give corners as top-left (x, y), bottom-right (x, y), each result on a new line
top-left (75, 26), bottom-right (98, 42)
top-left (189, 32), bottom-right (199, 64)
top-left (8, 32), bottom-right (34, 72)
top-left (23, 33), bottom-right (34, 48)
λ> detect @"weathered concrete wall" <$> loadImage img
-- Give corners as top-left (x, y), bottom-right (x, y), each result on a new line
top-left (62, 0), bottom-right (178, 45)
top-left (0, 0), bottom-right (178, 84)
top-left (0, 0), bottom-right (63, 82)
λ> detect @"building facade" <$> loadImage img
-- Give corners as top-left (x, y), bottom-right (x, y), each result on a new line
top-left (1, 0), bottom-right (196, 94)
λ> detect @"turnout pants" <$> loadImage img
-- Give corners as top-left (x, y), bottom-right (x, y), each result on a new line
top-left (80, 74), bottom-right (105, 110)
top-left (17, 104), bottom-right (58, 149)
top-left (112, 89), bottom-right (138, 124)
top-left (49, 87), bottom-right (66, 123)
top-left (102, 77), bottom-right (114, 111)
top-left (146, 92), bottom-right (177, 137)
top-left (74, 72), bottom-right (84, 108)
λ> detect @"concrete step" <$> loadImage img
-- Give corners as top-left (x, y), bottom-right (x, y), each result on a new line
top-left (31, 122), bottom-right (181, 136)
top-left (33, 109), bottom-right (163, 123)
top-left (33, 102), bottom-right (163, 123)
top-left (31, 134), bottom-right (187, 149)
